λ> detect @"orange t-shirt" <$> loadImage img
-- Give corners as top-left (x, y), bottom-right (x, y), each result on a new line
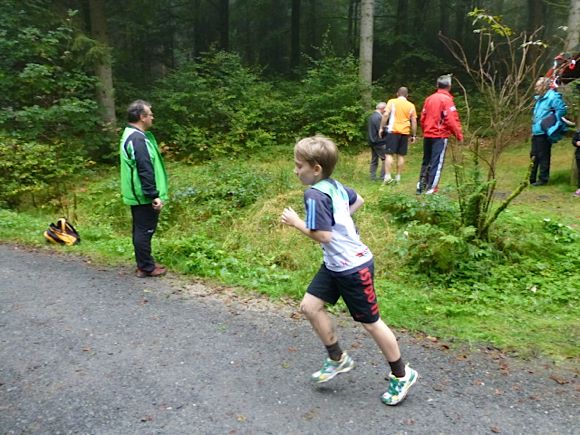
top-left (385, 97), bottom-right (416, 135)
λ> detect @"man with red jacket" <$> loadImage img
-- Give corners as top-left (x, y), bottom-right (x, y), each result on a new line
top-left (417, 75), bottom-right (463, 194)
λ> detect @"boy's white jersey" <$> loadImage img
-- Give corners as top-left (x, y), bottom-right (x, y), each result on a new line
top-left (311, 179), bottom-right (373, 273)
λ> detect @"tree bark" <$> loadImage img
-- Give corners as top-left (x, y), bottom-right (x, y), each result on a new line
top-left (359, 0), bottom-right (374, 106)
top-left (219, 0), bottom-right (230, 51)
top-left (527, 0), bottom-right (545, 37)
top-left (88, 0), bottom-right (116, 127)
top-left (290, 0), bottom-right (301, 69)
top-left (566, 0), bottom-right (580, 185)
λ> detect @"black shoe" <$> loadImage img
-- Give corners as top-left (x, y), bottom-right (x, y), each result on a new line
top-left (531, 181), bottom-right (547, 186)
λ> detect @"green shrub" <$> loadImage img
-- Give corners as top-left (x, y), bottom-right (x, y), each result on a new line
top-left (0, 135), bottom-right (87, 208)
top-left (377, 192), bottom-right (459, 229)
top-left (152, 50), bottom-right (283, 158)
top-left (296, 49), bottom-right (366, 146)
top-left (0, 6), bottom-right (107, 156)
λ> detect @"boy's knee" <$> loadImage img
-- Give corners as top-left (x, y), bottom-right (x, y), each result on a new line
top-left (300, 300), bottom-right (322, 318)
top-left (361, 319), bottom-right (382, 333)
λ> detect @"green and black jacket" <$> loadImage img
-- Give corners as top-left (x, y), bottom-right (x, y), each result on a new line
top-left (119, 126), bottom-right (168, 206)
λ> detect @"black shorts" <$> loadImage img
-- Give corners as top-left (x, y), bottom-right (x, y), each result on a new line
top-left (307, 262), bottom-right (380, 324)
top-left (385, 133), bottom-right (409, 155)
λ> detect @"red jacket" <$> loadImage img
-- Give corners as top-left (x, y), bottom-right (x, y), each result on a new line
top-left (420, 89), bottom-right (463, 141)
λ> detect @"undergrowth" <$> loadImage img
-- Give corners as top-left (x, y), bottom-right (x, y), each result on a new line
top-left (1, 146), bottom-right (578, 363)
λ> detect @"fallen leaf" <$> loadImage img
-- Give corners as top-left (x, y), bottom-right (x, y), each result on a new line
top-left (549, 374), bottom-right (569, 385)
top-left (140, 415), bottom-right (153, 422)
top-left (426, 335), bottom-right (438, 342)
top-left (491, 425), bottom-right (501, 433)
top-left (402, 418), bottom-right (415, 425)
top-left (303, 409), bottom-right (317, 421)
top-left (236, 415), bottom-right (247, 422)
top-left (287, 347), bottom-right (297, 352)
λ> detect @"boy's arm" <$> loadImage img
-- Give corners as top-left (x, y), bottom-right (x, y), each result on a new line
top-left (280, 207), bottom-right (332, 243)
top-left (349, 195), bottom-right (364, 215)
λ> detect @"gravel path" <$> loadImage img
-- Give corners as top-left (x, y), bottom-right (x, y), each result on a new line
top-left (0, 244), bottom-right (577, 434)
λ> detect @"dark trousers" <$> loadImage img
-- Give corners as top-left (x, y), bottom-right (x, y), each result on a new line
top-left (131, 204), bottom-right (160, 272)
top-left (530, 135), bottom-right (552, 184)
top-left (369, 142), bottom-right (386, 180)
top-left (418, 137), bottom-right (448, 191)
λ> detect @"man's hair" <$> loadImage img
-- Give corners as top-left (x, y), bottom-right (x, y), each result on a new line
top-left (127, 99), bottom-right (151, 123)
top-left (294, 135), bottom-right (338, 179)
top-left (437, 74), bottom-right (453, 89)
top-left (376, 101), bottom-right (387, 110)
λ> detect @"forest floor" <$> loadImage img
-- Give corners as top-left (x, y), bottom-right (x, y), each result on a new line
top-left (0, 244), bottom-right (577, 435)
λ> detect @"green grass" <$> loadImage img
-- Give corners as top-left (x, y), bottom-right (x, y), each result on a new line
top-left (1, 140), bottom-right (578, 364)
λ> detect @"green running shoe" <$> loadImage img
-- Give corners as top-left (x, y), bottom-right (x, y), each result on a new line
top-left (381, 365), bottom-right (418, 405)
top-left (311, 352), bottom-right (355, 383)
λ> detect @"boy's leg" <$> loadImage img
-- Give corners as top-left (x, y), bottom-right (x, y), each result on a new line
top-left (360, 319), bottom-right (401, 368)
top-left (339, 265), bottom-right (418, 405)
top-left (303, 267), bottom-right (355, 383)
top-left (300, 293), bottom-right (337, 347)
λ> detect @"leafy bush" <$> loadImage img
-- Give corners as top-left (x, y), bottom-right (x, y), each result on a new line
top-left (295, 47), bottom-right (366, 146)
top-left (377, 192), bottom-right (459, 229)
top-left (152, 160), bottom-right (275, 236)
top-left (0, 135), bottom-right (87, 208)
top-left (152, 50), bottom-right (284, 158)
top-left (0, 5), bottom-right (106, 156)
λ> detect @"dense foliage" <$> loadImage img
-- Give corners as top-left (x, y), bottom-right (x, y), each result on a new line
top-left (0, 4), bottom-right (104, 153)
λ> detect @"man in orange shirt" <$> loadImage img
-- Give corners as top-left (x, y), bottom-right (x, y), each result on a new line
top-left (379, 87), bottom-right (417, 184)
top-left (416, 75), bottom-right (463, 194)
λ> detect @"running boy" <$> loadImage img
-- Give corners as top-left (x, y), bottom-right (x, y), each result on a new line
top-left (280, 135), bottom-right (418, 406)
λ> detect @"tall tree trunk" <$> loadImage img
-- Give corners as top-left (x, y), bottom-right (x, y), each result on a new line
top-left (88, 0), bottom-right (116, 128)
top-left (439, 0), bottom-right (449, 34)
top-left (290, 0), bottom-right (301, 69)
top-left (359, 0), bottom-right (374, 106)
top-left (527, 0), bottom-right (545, 36)
top-left (454, 0), bottom-right (468, 44)
top-left (395, 0), bottom-right (408, 36)
top-left (306, 0), bottom-right (318, 57)
top-left (348, 0), bottom-right (359, 54)
top-left (219, 0), bottom-right (229, 51)
top-left (566, 0), bottom-right (580, 185)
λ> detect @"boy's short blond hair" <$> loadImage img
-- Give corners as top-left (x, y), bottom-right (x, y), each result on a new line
top-left (294, 135), bottom-right (338, 178)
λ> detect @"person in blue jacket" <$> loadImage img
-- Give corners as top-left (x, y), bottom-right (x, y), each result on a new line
top-left (530, 78), bottom-right (568, 186)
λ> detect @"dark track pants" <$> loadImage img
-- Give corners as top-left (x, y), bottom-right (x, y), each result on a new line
top-left (418, 137), bottom-right (448, 192)
top-left (530, 134), bottom-right (552, 184)
top-left (131, 204), bottom-right (160, 272)
top-left (369, 142), bottom-right (386, 180)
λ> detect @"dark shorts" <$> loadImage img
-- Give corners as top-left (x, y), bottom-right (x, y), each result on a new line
top-left (385, 133), bottom-right (409, 155)
top-left (307, 263), bottom-right (380, 324)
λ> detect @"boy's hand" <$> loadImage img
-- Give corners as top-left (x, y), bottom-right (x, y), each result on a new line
top-left (280, 207), bottom-right (301, 227)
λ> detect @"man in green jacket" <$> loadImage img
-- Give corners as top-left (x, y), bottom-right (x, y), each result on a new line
top-left (120, 100), bottom-right (168, 277)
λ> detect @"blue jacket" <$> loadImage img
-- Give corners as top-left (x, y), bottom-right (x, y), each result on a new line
top-left (532, 89), bottom-right (568, 143)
